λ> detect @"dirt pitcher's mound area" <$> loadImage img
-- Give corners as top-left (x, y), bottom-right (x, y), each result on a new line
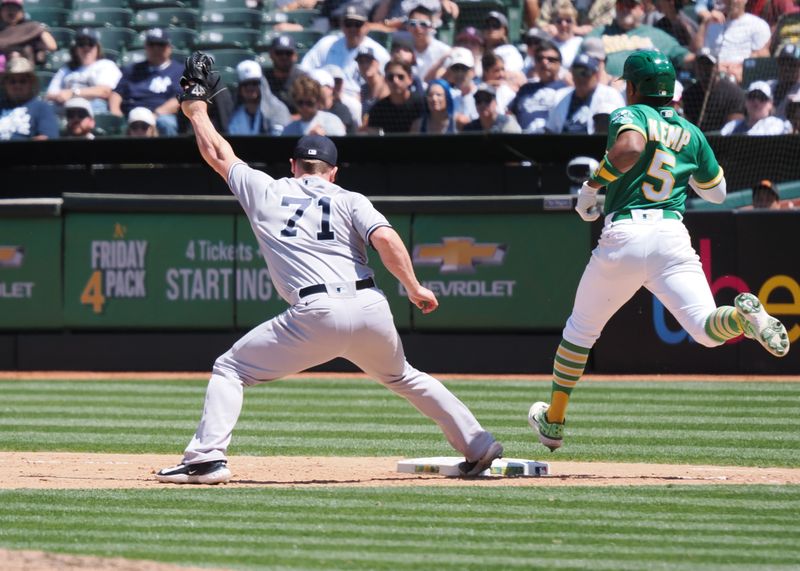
top-left (3, 452), bottom-right (799, 488)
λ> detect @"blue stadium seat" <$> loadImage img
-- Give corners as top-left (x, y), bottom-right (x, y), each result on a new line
top-left (93, 27), bottom-right (139, 52)
top-left (132, 7), bottom-right (199, 30)
top-left (25, 7), bottom-right (71, 27)
top-left (194, 28), bottom-right (261, 49)
top-left (200, 8), bottom-right (263, 30)
top-left (72, 0), bottom-right (129, 9)
top-left (68, 7), bottom-right (135, 28)
top-left (47, 27), bottom-right (77, 49)
top-left (204, 48), bottom-right (257, 69)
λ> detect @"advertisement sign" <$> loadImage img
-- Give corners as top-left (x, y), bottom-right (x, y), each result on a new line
top-left (64, 213), bottom-right (235, 328)
top-left (593, 212), bottom-right (800, 373)
top-left (410, 213), bottom-right (588, 330)
top-left (0, 218), bottom-right (62, 328)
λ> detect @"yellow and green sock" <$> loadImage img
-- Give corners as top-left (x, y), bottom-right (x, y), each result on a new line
top-left (705, 306), bottom-right (744, 343)
top-left (548, 339), bottom-right (590, 423)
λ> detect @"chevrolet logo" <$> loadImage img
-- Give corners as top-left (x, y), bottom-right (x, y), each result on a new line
top-left (413, 237), bottom-right (507, 274)
top-left (0, 246), bottom-right (24, 268)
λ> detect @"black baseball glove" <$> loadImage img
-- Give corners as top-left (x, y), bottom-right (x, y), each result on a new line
top-left (178, 52), bottom-right (223, 103)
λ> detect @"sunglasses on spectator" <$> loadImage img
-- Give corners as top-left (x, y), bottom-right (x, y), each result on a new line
top-left (66, 110), bottom-right (90, 120)
top-left (386, 72), bottom-right (408, 82)
top-left (572, 66), bottom-right (594, 78)
top-left (475, 95), bottom-right (494, 105)
top-left (296, 99), bottom-right (317, 107)
top-left (553, 17), bottom-right (574, 24)
top-left (407, 19), bottom-right (433, 29)
top-left (5, 77), bottom-right (30, 85)
top-left (482, 19), bottom-right (504, 30)
top-left (75, 40), bottom-right (97, 48)
top-left (536, 55), bottom-right (561, 63)
top-left (343, 19), bottom-right (364, 28)
top-left (128, 121), bottom-right (151, 131)
top-left (273, 50), bottom-right (294, 57)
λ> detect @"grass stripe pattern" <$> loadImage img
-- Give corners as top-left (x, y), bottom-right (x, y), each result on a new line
top-left (0, 379), bottom-right (798, 466)
top-left (1, 486), bottom-right (799, 570)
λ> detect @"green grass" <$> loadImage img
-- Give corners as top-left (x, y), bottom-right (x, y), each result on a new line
top-left (0, 379), bottom-right (799, 466)
top-left (1, 486), bottom-right (799, 570)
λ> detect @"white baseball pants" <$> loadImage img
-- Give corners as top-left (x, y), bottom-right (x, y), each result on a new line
top-left (182, 287), bottom-right (496, 464)
top-left (563, 212), bottom-right (722, 350)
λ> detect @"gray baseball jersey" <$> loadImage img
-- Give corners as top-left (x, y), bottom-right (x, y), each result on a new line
top-left (178, 163), bottom-right (499, 468)
top-left (228, 162), bottom-right (390, 303)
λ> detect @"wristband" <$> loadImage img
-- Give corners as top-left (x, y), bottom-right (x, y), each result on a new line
top-left (589, 154), bottom-right (624, 187)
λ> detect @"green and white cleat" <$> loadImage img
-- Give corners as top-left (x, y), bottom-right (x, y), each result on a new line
top-left (527, 402), bottom-right (564, 451)
top-left (734, 293), bottom-right (790, 357)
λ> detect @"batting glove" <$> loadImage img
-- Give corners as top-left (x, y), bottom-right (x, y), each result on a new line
top-left (575, 181), bottom-right (601, 222)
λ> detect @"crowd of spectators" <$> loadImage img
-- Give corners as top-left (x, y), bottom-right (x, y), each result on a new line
top-left (1, 0), bottom-right (800, 140)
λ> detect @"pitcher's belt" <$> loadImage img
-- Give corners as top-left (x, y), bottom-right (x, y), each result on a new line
top-left (298, 277), bottom-right (375, 299)
top-left (612, 210), bottom-right (682, 222)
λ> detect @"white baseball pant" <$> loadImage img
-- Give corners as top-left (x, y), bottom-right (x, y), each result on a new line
top-left (563, 211), bottom-right (723, 349)
top-left (182, 287), bottom-right (496, 464)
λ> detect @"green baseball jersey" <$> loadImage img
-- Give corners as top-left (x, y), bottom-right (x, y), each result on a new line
top-left (603, 104), bottom-right (723, 215)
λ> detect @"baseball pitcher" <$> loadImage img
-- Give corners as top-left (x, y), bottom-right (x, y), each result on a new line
top-left (529, 50), bottom-right (790, 452)
top-left (156, 53), bottom-right (503, 484)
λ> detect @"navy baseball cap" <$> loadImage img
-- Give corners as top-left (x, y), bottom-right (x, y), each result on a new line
top-left (145, 28), bottom-right (171, 45)
top-left (294, 135), bottom-right (338, 166)
top-left (572, 53), bottom-right (599, 72)
top-left (271, 34), bottom-right (296, 51)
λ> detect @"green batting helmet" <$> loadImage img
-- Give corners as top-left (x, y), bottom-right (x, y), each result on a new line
top-left (622, 50), bottom-right (675, 98)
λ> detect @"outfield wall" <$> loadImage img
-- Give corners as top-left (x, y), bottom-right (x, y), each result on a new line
top-left (1, 194), bottom-right (797, 374)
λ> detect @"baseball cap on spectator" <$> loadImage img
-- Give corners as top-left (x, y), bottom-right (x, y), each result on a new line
top-left (355, 45), bottom-right (376, 62)
top-left (747, 80), bottom-right (772, 100)
top-left (696, 46), bottom-right (717, 65)
top-left (3, 54), bottom-right (34, 75)
top-left (447, 47), bottom-right (474, 69)
top-left (390, 35), bottom-right (414, 53)
top-left (271, 34), bottom-right (297, 52)
top-left (475, 83), bottom-right (496, 97)
top-left (455, 26), bottom-right (484, 46)
top-left (294, 134), bottom-right (338, 166)
top-left (65, 97), bottom-right (94, 118)
top-left (777, 42), bottom-right (800, 60)
top-left (145, 28), bottom-right (171, 45)
top-left (754, 179), bottom-right (778, 197)
top-left (484, 11), bottom-right (508, 29)
top-left (75, 28), bottom-right (99, 44)
top-left (128, 106), bottom-right (156, 127)
top-left (341, 3), bottom-right (368, 22)
top-left (525, 27), bottom-right (552, 46)
top-left (580, 37), bottom-right (605, 61)
top-left (236, 60), bottom-right (262, 82)
top-left (571, 53), bottom-right (599, 73)
top-left (310, 68), bottom-right (335, 89)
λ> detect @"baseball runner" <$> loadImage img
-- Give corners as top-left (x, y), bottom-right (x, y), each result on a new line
top-left (528, 50), bottom-right (790, 452)
top-left (156, 53), bottom-right (503, 484)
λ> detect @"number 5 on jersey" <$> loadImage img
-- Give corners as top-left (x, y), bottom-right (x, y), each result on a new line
top-left (280, 196), bottom-right (335, 240)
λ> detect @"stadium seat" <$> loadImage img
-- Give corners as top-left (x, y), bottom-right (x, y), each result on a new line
top-left (367, 30), bottom-right (391, 50)
top-left (200, 8), bottom-right (263, 30)
top-left (203, 48), bottom-right (257, 69)
top-left (93, 27), bottom-right (138, 52)
top-left (261, 9), bottom-right (291, 28)
top-left (257, 30), bottom-right (321, 56)
top-left (194, 28), bottom-right (261, 49)
top-left (133, 7), bottom-right (199, 30)
top-left (200, 0), bottom-right (250, 9)
top-left (68, 7), bottom-right (135, 28)
top-left (742, 57), bottom-right (779, 85)
top-left (25, 0), bottom-right (73, 9)
top-left (43, 48), bottom-right (72, 71)
top-left (35, 70), bottom-right (55, 94)
top-left (24, 7), bottom-right (71, 27)
top-left (216, 65), bottom-right (239, 88)
top-left (772, 13), bottom-right (800, 54)
top-left (283, 8), bottom-right (321, 28)
top-left (255, 51), bottom-right (272, 70)
top-left (130, 26), bottom-right (197, 49)
top-left (454, 0), bottom-right (507, 34)
top-left (47, 27), bottom-right (77, 49)
top-left (129, 0), bottom-right (188, 8)
top-left (72, 0), bottom-right (129, 9)
top-left (94, 113), bottom-right (126, 136)
top-left (119, 48), bottom-right (146, 65)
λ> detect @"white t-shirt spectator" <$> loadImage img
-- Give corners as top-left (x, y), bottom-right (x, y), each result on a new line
top-left (301, 35), bottom-right (391, 98)
top-left (546, 83), bottom-right (625, 134)
top-left (554, 36), bottom-right (582, 69)
top-left (720, 116), bottom-right (791, 136)
top-left (493, 44), bottom-right (525, 74)
top-left (415, 37), bottom-right (451, 81)
top-left (704, 13), bottom-right (771, 64)
top-left (282, 110), bottom-right (347, 136)
top-left (47, 59), bottom-right (122, 98)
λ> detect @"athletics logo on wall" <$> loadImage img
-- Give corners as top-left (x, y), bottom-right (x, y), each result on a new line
top-left (0, 246), bottom-right (24, 268)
